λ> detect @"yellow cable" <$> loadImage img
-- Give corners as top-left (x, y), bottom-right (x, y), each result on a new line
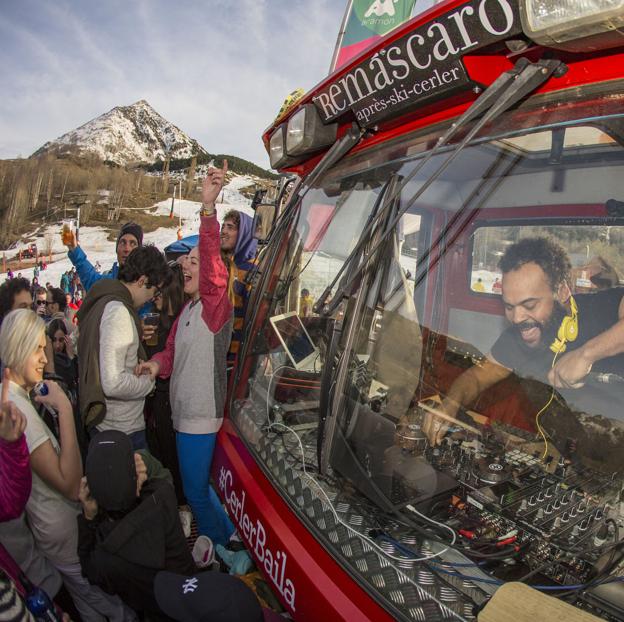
top-left (534, 349), bottom-right (560, 461)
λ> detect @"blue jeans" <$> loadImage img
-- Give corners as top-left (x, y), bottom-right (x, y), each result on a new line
top-left (176, 432), bottom-right (234, 546)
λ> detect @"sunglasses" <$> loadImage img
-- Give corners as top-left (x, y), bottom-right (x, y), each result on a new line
top-left (35, 300), bottom-right (47, 306)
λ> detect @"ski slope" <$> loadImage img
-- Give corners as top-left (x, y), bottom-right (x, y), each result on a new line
top-left (1, 176), bottom-right (255, 289)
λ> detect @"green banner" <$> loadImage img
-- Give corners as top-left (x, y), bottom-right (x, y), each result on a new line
top-left (348, 0), bottom-right (417, 41)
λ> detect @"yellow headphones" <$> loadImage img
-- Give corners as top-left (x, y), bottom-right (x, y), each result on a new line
top-left (550, 295), bottom-right (578, 354)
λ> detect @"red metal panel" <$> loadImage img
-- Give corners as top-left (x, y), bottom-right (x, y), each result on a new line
top-left (212, 420), bottom-right (395, 622)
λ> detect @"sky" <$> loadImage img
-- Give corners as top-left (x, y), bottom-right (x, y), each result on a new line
top-left (0, 0), bottom-right (346, 169)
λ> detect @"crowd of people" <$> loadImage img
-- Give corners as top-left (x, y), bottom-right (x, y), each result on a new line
top-left (0, 162), bottom-right (277, 621)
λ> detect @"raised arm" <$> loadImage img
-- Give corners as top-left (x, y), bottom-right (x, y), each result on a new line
top-left (67, 244), bottom-right (103, 292)
top-left (199, 162), bottom-right (232, 333)
top-left (29, 381), bottom-right (83, 500)
top-left (199, 214), bottom-right (232, 333)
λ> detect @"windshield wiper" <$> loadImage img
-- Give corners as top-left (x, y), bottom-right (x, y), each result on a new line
top-left (233, 124), bottom-right (365, 387)
top-left (316, 58), bottom-right (566, 316)
top-left (313, 173), bottom-right (398, 311)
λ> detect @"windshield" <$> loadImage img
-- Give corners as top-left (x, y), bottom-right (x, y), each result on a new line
top-left (231, 89), bottom-right (624, 622)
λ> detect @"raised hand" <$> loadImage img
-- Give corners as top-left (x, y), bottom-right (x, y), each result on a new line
top-left (62, 228), bottom-right (78, 250)
top-left (32, 380), bottom-right (71, 414)
top-left (64, 334), bottom-right (76, 359)
top-left (0, 369), bottom-right (27, 443)
top-left (79, 477), bottom-right (98, 520)
top-left (548, 348), bottom-right (592, 388)
top-left (201, 159), bottom-right (228, 209)
top-left (134, 452), bottom-right (148, 496)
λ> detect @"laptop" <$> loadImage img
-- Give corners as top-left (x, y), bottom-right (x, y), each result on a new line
top-left (269, 312), bottom-right (319, 372)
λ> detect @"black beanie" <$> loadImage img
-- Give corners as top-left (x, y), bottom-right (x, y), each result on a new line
top-left (86, 431), bottom-right (137, 512)
top-left (117, 222), bottom-right (143, 248)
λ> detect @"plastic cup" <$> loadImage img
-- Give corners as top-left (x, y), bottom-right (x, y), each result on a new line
top-left (143, 312), bottom-right (160, 346)
top-left (61, 220), bottom-right (75, 246)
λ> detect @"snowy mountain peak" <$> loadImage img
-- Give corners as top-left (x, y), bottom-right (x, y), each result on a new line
top-left (33, 100), bottom-right (207, 166)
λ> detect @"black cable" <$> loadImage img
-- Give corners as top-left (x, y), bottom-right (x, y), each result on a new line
top-left (516, 562), bottom-right (553, 583)
top-left (603, 518), bottom-right (621, 576)
top-left (554, 521), bottom-right (622, 601)
top-left (556, 572), bottom-right (624, 601)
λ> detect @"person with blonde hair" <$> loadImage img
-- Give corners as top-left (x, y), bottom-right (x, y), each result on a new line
top-left (0, 309), bottom-right (134, 621)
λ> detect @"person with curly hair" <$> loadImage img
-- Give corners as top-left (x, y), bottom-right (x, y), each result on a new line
top-left (77, 245), bottom-right (171, 450)
top-left (423, 236), bottom-right (624, 446)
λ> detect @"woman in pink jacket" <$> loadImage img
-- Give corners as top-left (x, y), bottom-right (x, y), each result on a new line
top-left (137, 163), bottom-right (234, 547)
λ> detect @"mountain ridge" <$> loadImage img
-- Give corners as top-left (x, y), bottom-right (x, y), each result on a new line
top-left (0, 100), bottom-right (277, 246)
top-left (33, 99), bottom-right (207, 166)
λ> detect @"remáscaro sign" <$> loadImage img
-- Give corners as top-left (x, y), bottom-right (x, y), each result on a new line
top-left (313, 0), bottom-right (521, 126)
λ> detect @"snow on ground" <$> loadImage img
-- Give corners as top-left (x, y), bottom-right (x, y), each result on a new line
top-left (1, 176), bottom-right (255, 289)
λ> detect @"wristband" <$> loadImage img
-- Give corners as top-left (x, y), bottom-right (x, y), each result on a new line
top-left (200, 202), bottom-right (216, 217)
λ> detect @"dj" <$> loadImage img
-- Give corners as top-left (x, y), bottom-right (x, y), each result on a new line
top-left (424, 237), bottom-right (624, 451)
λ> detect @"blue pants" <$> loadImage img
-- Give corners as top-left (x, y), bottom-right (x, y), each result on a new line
top-left (176, 432), bottom-right (234, 546)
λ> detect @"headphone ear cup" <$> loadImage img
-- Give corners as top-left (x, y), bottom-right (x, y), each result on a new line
top-left (559, 316), bottom-right (571, 342)
top-left (550, 300), bottom-right (578, 354)
top-left (564, 314), bottom-right (578, 341)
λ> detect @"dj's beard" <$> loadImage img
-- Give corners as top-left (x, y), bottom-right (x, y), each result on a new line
top-left (512, 301), bottom-right (568, 350)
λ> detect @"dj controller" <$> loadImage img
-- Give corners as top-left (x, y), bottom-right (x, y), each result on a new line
top-left (384, 401), bottom-right (624, 617)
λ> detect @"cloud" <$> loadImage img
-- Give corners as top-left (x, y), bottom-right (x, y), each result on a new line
top-left (0, 0), bottom-right (345, 168)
